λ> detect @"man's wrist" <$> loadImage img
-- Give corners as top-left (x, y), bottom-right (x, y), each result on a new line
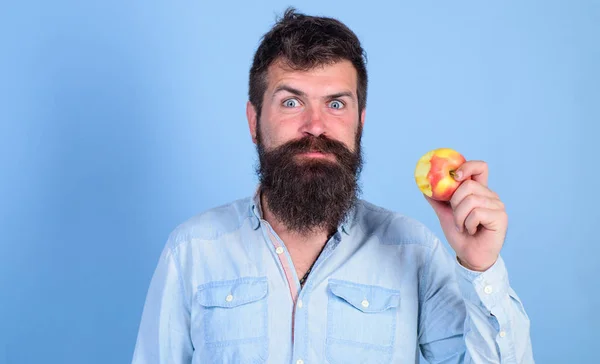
top-left (455, 255), bottom-right (510, 311)
top-left (457, 256), bottom-right (497, 272)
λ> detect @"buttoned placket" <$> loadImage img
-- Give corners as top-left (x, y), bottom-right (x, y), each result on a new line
top-left (250, 196), bottom-right (350, 363)
top-left (254, 210), bottom-right (343, 364)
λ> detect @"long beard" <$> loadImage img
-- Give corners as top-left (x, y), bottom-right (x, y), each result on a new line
top-left (256, 125), bottom-right (363, 235)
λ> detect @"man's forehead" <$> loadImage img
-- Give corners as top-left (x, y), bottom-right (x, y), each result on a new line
top-left (265, 59), bottom-right (358, 93)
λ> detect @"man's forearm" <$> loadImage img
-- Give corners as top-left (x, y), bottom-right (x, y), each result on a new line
top-left (457, 256), bottom-right (534, 363)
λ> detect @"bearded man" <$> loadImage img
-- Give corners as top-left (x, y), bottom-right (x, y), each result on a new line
top-left (132, 8), bottom-right (534, 364)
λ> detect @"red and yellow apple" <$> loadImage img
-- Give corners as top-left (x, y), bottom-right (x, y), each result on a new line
top-left (414, 148), bottom-right (466, 201)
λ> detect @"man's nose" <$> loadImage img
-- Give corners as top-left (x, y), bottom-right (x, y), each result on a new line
top-left (301, 106), bottom-right (326, 137)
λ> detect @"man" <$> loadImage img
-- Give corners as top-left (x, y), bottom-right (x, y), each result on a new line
top-left (132, 7), bottom-right (534, 364)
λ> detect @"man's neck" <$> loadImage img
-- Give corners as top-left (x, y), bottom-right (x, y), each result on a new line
top-left (260, 191), bottom-right (331, 275)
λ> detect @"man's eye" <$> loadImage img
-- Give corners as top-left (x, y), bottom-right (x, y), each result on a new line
top-left (329, 100), bottom-right (345, 109)
top-left (283, 98), bottom-right (300, 108)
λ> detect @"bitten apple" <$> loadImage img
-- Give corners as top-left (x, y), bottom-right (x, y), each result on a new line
top-left (414, 148), bottom-right (466, 201)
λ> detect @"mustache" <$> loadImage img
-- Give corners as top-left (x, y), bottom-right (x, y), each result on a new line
top-left (270, 135), bottom-right (354, 157)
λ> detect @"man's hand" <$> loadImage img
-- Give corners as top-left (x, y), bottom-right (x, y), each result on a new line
top-left (425, 160), bottom-right (507, 272)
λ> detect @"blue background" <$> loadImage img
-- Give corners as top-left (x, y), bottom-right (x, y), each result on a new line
top-left (1, 1), bottom-right (598, 363)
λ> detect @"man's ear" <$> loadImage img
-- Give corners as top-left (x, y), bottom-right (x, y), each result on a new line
top-left (246, 101), bottom-right (258, 144)
top-left (360, 108), bottom-right (366, 127)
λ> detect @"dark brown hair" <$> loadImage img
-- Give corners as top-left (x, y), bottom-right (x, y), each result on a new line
top-left (248, 7), bottom-right (368, 119)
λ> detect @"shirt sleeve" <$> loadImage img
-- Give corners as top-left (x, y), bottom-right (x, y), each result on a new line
top-left (418, 237), bottom-right (534, 363)
top-left (131, 245), bottom-right (193, 364)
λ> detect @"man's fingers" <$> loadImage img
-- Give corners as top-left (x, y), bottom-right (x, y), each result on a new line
top-left (464, 207), bottom-right (508, 235)
top-left (453, 160), bottom-right (489, 187)
top-left (450, 179), bottom-right (500, 211)
top-left (454, 196), bottom-right (504, 233)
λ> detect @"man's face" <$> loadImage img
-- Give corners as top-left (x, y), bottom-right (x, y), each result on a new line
top-left (246, 59), bottom-right (366, 235)
top-left (249, 59), bottom-right (364, 155)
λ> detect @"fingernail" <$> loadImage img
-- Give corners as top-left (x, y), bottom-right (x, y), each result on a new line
top-left (454, 170), bottom-right (463, 180)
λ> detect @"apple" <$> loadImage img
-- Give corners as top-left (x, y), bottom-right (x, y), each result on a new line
top-left (414, 148), bottom-right (466, 201)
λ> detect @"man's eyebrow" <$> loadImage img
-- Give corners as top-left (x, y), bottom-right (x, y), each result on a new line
top-left (272, 85), bottom-right (307, 98)
top-left (272, 86), bottom-right (356, 102)
top-left (326, 91), bottom-right (355, 100)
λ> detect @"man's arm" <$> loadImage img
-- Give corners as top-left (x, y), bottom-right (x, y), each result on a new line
top-left (132, 245), bottom-right (193, 364)
top-left (418, 238), bottom-right (534, 363)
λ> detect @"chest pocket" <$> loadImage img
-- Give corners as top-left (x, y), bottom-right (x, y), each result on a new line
top-left (325, 279), bottom-right (400, 364)
top-left (195, 277), bottom-right (269, 364)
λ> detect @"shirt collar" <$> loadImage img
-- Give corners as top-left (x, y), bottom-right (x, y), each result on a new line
top-left (249, 184), bottom-right (262, 230)
top-left (248, 184), bottom-right (356, 235)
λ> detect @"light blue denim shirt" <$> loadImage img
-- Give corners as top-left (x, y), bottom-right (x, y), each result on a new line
top-left (132, 191), bottom-right (534, 363)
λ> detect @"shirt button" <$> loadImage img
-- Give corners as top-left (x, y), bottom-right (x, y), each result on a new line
top-left (297, 300), bottom-right (303, 309)
top-left (275, 247), bottom-right (284, 254)
top-left (361, 299), bottom-right (369, 308)
top-left (499, 330), bottom-right (506, 338)
top-left (484, 285), bottom-right (493, 294)
top-left (225, 294), bottom-right (233, 302)
top-left (296, 360), bottom-right (304, 364)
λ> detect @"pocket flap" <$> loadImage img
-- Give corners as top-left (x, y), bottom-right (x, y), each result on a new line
top-left (197, 277), bottom-right (268, 308)
top-left (328, 279), bottom-right (400, 313)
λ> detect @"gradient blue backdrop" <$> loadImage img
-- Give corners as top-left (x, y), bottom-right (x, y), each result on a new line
top-left (1, 1), bottom-right (598, 363)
